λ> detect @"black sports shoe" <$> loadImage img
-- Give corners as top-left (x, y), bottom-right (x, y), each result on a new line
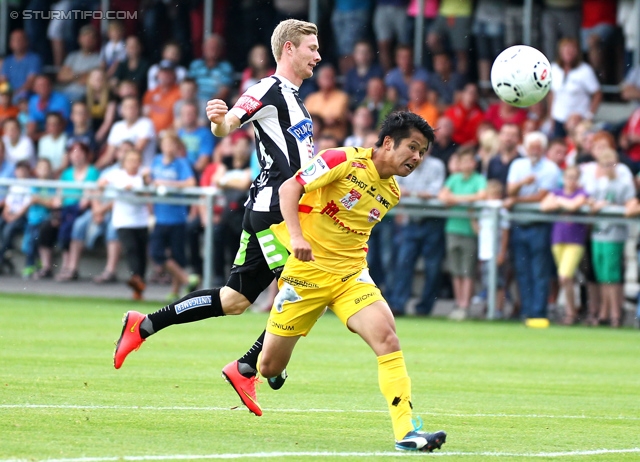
top-left (395, 418), bottom-right (446, 452)
top-left (267, 369), bottom-right (288, 390)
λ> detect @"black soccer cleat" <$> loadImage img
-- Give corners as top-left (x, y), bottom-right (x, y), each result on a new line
top-left (267, 369), bottom-right (288, 390)
top-left (395, 429), bottom-right (447, 452)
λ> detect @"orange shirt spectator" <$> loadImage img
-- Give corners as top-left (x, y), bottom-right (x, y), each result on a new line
top-left (142, 63), bottom-right (181, 133)
top-left (304, 65), bottom-right (350, 142)
top-left (0, 84), bottom-right (19, 135)
top-left (444, 83), bottom-right (484, 145)
top-left (407, 79), bottom-right (438, 127)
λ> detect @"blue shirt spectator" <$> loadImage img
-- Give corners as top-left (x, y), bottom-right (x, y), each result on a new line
top-left (344, 41), bottom-right (384, 107)
top-left (178, 126), bottom-right (216, 170)
top-left (27, 75), bottom-right (71, 136)
top-left (0, 154), bottom-right (15, 202)
top-left (427, 52), bottom-right (466, 106)
top-left (0, 30), bottom-right (42, 97)
top-left (188, 35), bottom-right (234, 107)
top-left (384, 45), bottom-right (429, 105)
top-left (150, 154), bottom-right (193, 225)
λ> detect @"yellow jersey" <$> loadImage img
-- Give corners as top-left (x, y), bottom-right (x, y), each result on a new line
top-left (271, 146), bottom-right (401, 275)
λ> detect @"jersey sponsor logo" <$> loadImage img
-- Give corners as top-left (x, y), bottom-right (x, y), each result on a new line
top-left (340, 270), bottom-right (360, 282)
top-left (354, 292), bottom-right (376, 304)
top-left (375, 194), bottom-right (391, 209)
top-left (270, 320), bottom-right (295, 331)
top-left (320, 200), bottom-right (340, 217)
top-left (274, 283), bottom-right (302, 313)
top-left (281, 276), bottom-right (319, 289)
top-left (234, 94), bottom-right (263, 116)
top-left (174, 295), bottom-right (211, 314)
top-left (287, 118), bottom-right (314, 142)
top-left (346, 173), bottom-right (368, 190)
top-left (299, 156), bottom-right (331, 184)
top-left (339, 189), bottom-right (362, 210)
top-left (351, 161), bottom-right (367, 169)
top-left (368, 208), bottom-right (381, 223)
top-left (389, 183), bottom-right (400, 198)
top-left (301, 162), bottom-right (316, 177)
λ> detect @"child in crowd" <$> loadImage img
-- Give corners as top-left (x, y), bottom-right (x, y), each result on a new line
top-left (0, 161), bottom-right (31, 273)
top-left (100, 20), bottom-right (127, 77)
top-left (2, 118), bottom-right (35, 166)
top-left (0, 83), bottom-right (19, 134)
top-left (38, 112), bottom-right (69, 178)
top-left (472, 180), bottom-right (509, 318)
top-left (439, 146), bottom-right (487, 320)
top-left (147, 133), bottom-right (199, 300)
top-left (588, 149), bottom-right (635, 327)
top-left (99, 148), bottom-right (149, 300)
top-left (540, 166), bottom-right (589, 325)
top-left (22, 158), bottom-right (56, 279)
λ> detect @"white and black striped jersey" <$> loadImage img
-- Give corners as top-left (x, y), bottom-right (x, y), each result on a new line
top-left (229, 75), bottom-right (315, 212)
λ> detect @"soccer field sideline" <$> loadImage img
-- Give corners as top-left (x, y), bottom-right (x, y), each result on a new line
top-left (2, 448), bottom-right (640, 461)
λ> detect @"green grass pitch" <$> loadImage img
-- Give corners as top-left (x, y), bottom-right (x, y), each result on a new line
top-left (1, 293), bottom-right (639, 461)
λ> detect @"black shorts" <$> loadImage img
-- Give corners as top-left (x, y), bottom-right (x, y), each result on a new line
top-left (226, 209), bottom-right (289, 302)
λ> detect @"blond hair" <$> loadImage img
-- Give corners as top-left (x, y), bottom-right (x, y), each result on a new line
top-left (271, 19), bottom-right (318, 62)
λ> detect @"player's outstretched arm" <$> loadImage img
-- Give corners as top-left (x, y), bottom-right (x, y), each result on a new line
top-left (207, 99), bottom-right (241, 138)
top-left (279, 177), bottom-right (314, 262)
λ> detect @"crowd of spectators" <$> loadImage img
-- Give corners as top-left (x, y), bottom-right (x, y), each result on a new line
top-left (0, 1), bottom-right (639, 324)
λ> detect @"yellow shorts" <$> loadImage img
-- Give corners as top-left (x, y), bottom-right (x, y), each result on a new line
top-left (552, 243), bottom-right (585, 279)
top-left (266, 260), bottom-right (384, 337)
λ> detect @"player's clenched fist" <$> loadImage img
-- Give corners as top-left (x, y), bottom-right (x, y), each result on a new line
top-left (207, 99), bottom-right (228, 125)
top-left (290, 236), bottom-right (315, 262)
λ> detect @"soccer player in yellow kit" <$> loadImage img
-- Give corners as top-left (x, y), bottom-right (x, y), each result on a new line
top-left (257, 111), bottom-right (447, 452)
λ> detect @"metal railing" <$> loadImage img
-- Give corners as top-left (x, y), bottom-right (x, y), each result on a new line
top-left (1, 177), bottom-right (639, 318)
top-left (0, 177), bottom-right (219, 290)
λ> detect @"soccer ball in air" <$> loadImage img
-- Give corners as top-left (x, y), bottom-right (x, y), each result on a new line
top-left (491, 45), bottom-right (552, 108)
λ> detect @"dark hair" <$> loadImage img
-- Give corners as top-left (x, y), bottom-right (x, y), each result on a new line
top-left (376, 111), bottom-right (435, 150)
top-left (15, 159), bottom-right (31, 172)
top-left (454, 145), bottom-right (476, 160)
top-left (45, 111), bottom-right (65, 124)
top-left (548, 137), bottom-right (567, 148)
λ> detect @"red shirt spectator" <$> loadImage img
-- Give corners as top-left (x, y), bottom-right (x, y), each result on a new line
top-left (444, 83), bottom-right (484, 145)
top-left (620, 108), bottom-right (640, 162)
top-left (484, 100), bottom-right (528, 131)
top-left (582, 0), bottom-right (616, 28)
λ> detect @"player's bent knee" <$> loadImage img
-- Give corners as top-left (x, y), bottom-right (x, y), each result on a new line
top-left (257, 353), bottom-right (285, 379)
top-left (220, 286), bottom-right (251, 315)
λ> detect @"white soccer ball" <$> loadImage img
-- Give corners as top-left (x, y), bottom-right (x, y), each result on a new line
top-left (491, 45), bottom-right (552, 108)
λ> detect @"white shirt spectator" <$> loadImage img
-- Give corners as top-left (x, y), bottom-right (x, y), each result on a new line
top-left (579, 161), bottom-right (634, 195)
top-left (106, 117), bottom-right (157, 167)
top-left (507, 156), bottom-right (562, 197)
top-left (3, 134), bottom-right (35, 166)
top-left (147, 63), bottom-right (187, 91)
top-left (100, 40), bottom-right (127, 68)
top-left (100, 167), bottom-right (149, 229)
top-left (4, 184), bottom-right (31, 213)
top-left (478, 203), bottom-right (509, 261)
top-left (38, 133), bottom-right (68, 171)
top-left (550, 62), bottom-right (600, 122)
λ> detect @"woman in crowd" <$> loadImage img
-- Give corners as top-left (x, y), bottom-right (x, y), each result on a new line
top-left (549, 38), bottom-right (602, 138)
top-left (98, 148), bottom-right (149, 300)
top-left (52, 142), bottom-right (100, 281)
top-left (86, 68), bottom-right (117, 146)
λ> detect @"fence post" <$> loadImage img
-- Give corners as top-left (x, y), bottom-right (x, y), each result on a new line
top-left (202, 193), bottom-right (214, 289)
top-left (486, 204), bottom-right (500, 320)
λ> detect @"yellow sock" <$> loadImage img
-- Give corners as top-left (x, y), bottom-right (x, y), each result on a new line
top-left (378, 350), bottom-right (415, 441)
top-left (256, 352), bottom-right (262, 377)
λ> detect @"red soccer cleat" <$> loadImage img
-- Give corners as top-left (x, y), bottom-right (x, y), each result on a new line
top-left (113, 311), bottom-right (146, 369)
top-left (221, 360), bottom-right (263, 416)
